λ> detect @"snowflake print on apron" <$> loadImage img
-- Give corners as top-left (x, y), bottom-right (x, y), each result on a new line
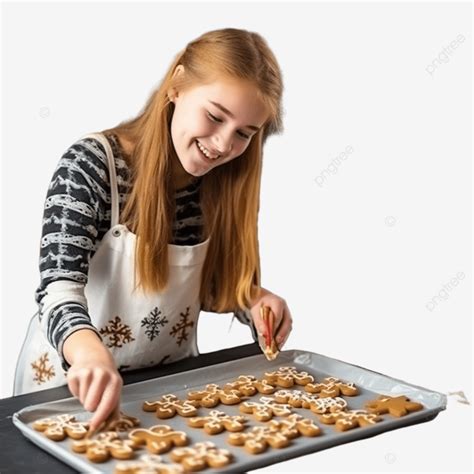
top-left (13, 133), bottom-right (210, 395)
top-left (141, 307), bottom-right (169, 341)
top-left (31, 352), bottom-right (56, 384)
top-left (100, 316), bottom-right (136, 348)
top-left (170, 307), bottom-right (194, 347)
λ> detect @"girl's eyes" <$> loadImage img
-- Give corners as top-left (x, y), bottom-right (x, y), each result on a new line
top-left (207, 112), bottom-right (250, 140)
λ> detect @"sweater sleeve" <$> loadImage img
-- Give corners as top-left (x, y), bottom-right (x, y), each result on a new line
top-left (35, 137), bottom-right (111, 371)
top-left (232, 307), bottom-right (259, 342)
top-left (200, 302), bottom-right (259, 343)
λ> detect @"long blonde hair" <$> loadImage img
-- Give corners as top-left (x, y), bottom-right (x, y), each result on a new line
top-left (100, 28), bottom-right (284, 312)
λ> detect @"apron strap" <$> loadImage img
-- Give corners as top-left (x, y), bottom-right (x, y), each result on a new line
top-left (80, 132), bottom-right (120, 227)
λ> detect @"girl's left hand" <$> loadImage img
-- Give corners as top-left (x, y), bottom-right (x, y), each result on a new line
top-left (249, 287), bottom-right (293, 350)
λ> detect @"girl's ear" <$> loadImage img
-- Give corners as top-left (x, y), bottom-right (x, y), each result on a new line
top-left (168, 65), bottom-right (185, 103)
top-left (167, 89), bottom-right (177, 103)
top-left (173, 64), bottom-right (185, 78)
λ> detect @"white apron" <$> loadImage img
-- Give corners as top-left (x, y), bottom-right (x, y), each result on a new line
top-left (13, 133), bottom-right (210, 395)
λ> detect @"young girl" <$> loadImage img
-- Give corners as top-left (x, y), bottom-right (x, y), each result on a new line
top-left (13, 28), bottom-right (293, 432)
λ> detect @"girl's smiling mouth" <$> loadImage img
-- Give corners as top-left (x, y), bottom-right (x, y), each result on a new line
top-left (195, 140), bottom-right (220, 160)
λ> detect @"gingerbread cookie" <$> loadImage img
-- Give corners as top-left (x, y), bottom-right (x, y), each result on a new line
top-left (263, 366), bottom-right (314, 388)
top-left (228, 424), bottom-right (291, 454)
top-left (187, 409), bottom-right (247, 434)
top-left (224, 375), bottom-right (276, 396)
top-left (303, 395), bottom-right (348, 414)
top-left (318, 409), bottom-right (381, 431)
top-left (272, 389), bottom-right (348, 414)
top-left (102, 411), bottom-right (141, 432)
top-left (239, 396), bottom-right (293, 421)
top-left (187, 384), bottom-right (242, 407)
top-left (93, 411), bottom-right (140, 437)
top-left (128, 425), bottom-right (188, 454)
top-left (170, 441), bottom-right (233, 471)
top-left (272, 389), bottom-right (309, 408)
top-left (115, 454), bottom-right (185, 474)
top-left (32, 414), bottom-right (89, 441)
top-left (268, 413), bottom-right (322, 438)
top-left (305, 376), bottom-right (358, 397)
top-left (143, 394), bottom-right (199, 418)
top-left (365, 395), bottom-right (423, 417)
top-left (72, 431), bottom-right (137, 462)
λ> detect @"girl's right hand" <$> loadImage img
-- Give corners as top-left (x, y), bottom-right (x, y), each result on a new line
top-left (63, 329), bottom-right (123, 431)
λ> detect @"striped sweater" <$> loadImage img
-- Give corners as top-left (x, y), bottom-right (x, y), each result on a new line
top-left (35, 133), bottom-right (257, 370)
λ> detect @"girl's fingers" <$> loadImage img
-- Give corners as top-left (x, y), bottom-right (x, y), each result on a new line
top-left (255, 311), bottom-right (267, 337)
top-left (89, 376), bottom-right (122, 432)
top-left (275, 306), bottom-right (293, 347)
top-left (255, 305), bottom-right (286, 336)
top-left (277, 332), bottom-right (290, 350)
top-left (83, 371), bottom-right (107, 412)
top-left (67, 375), bottom-right (80, 399)
top-left (78, 370), bottom-right (93, 405)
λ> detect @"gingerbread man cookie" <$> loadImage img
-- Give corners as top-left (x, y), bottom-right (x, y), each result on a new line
top-left (239, 396), bottom-right (293, 421)
top-left (128, 425), bottom-right (188, 454)
top-left (143, 394), bottom-right (199, 418)
top-left (271, 389), bottom-right (309, 408)
top-left (318, 409), bottom-right (382, 431)
top-left (305, 376), bottom-right (358, 397)
top-left (72, 431), bottom-right (137, 462)
top-left (104, 411), bottom-right (141, 432)
top-left (272, 389), bottom-right (348, 414)
top-left (268, 413), bottom-right (322, 438)
top-left (115, 454), bottom-right (185, 474)
top-left (263, 366), bottom-right (314, 388)
top-left (32, 414), bottom-right (89, 441)
top-left (187, 409), bottom-right (248, 434)
top-left (303, 395), bottom-right (348, 414)
top-left (187, 384), bottom-right (242, 407)
top-left (228, 424), bottom-right (291, 454)
top-left (365, 395), bottom-right (423, 417)
top-left (224, 375), bottom-right (276, 396)
top-left (170, 441), bottom-right (234, 471)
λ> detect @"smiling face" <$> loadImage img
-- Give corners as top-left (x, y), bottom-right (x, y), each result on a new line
top-left (168, 69), bottom-right (269, 186)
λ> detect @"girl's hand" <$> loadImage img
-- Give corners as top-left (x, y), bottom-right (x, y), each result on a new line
top-left (249, 287), bottom-right (293, 350)
top-left (64, 330), bottom-right (123, 432)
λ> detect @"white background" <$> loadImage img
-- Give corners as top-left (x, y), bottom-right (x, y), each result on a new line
top-left (1, 1), bottom-right (472, 472)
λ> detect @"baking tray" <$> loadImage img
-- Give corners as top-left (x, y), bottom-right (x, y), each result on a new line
top-left (12, 349), bottom-right (447, 473)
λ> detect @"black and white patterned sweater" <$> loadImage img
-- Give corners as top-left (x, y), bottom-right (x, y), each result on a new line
top-left (35, 133), bottom-right (257, 371)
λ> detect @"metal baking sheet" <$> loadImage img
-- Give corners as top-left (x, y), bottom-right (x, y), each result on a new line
top-left (12, 349), bottom-right (446, 473)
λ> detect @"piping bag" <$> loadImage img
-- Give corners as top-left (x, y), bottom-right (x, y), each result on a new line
top-left (258, 304), bottom-right (280, 361)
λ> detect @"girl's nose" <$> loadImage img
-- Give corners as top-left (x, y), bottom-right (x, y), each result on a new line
top-left (213, 133), bottom-right (233, 156)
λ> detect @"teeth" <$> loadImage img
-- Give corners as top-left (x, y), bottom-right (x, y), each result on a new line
top-left (197, 140), bottom-right (219, 160)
